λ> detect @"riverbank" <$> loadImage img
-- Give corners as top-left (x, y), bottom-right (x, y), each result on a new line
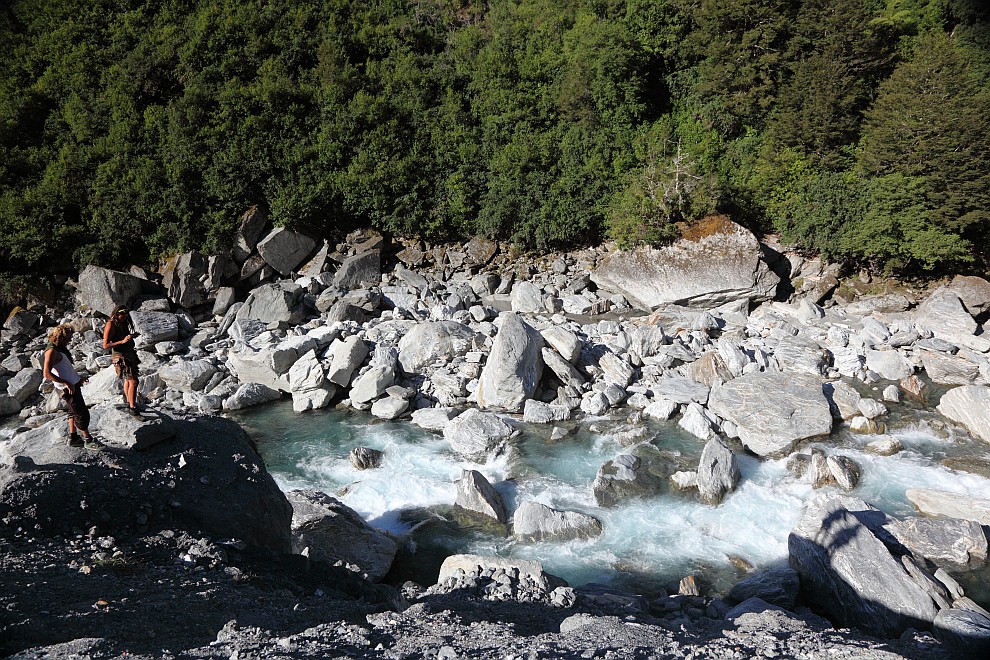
top-left (3, 220), bottom-right (990, 656)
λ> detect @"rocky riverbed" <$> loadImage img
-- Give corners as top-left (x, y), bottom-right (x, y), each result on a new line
top-left (3, 213), bottom-right (990, 657)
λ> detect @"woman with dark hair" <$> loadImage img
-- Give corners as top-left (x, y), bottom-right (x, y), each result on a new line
top-left (103, 305), bottom-right (142, 416)
top-left (43, 324), bottom-right (101, 450)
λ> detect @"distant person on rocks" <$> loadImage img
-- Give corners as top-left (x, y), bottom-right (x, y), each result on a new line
top-left (43, 324), bottom-right (102, 450)
top-left (103, 305), bottom-right (142, 417)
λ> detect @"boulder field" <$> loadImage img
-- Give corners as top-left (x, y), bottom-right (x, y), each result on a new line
top-left (3, 218), bottom-right (990, 657)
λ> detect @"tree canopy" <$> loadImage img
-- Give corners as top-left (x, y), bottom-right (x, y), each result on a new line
top-left (1, 0), bottom-right (988, 291)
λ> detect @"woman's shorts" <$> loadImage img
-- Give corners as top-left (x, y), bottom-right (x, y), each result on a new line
top-left (112, 350), bottom-right (140, 380)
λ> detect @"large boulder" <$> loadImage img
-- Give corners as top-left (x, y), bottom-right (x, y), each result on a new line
top-left (6, 368), bottom-right (43, 403)
top-left (936, 385), bottom-right (990, 442)
top-left (541, 326), bottom-right (582, 364)
top-left (883, 516), bottom-right (988, 568)
top-left (236, 282), bottom-right (307, 325)
top-left (788, 494), bottom-right (940, 638)
top-left (76, 265), bottom-right (146, 314)
top-left (0, 416), bottom-right (292, 552)
top-left (865, 349), bottom-right (914, 381)
top-left (708, 372), bottom-right (832, 457)
top-left (226, 347), bottom-right (291, 392)
top-left (223, 382), bottom-right (282, 411)
top-left (3, 308), bottom-right (39, 335)
top-left (948, 275), bottom-right (990, 317)
top-left (513, 501), bottom-right (603, 542)
top-left (510, 281), bottom-right (543, 314)
top-left (333, 251), bottom-right (381, 290)
top-left (476, 313), bottom-right (544, 412)
top-left (232, 206), bottom-right (268, 264)
top-left (728, 568), bottom-right (800, 610)
top-left (288, 349), bottom-right (336, 412)
top-left (937, 385), bottom-right (990, 443)
top-left (129, 311), bottom-right (180, 347)
top-left (436, 554), bottom-right (562, 593)
top-left (591, 217), bottom-right (780, 310)
top-left (256, 227), bottom-right (317, 277)
top-left (285, 489), bottom-right (397, 582)
top-left (398, 321), bottom-right (479, 374)
top-left (443, 408), bottom-right (515, 462)
top-left (161, 251), bottom-right (210, 308)
top-left (454, 469), bottom-right (508, 523)
top-left (325, 336), bottom-right (369, 388)
top-left (158, 359), bottom-right (217, 393)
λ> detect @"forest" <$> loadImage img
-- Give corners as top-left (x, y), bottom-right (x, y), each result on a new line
top-left (1, 0), bottom-right (989, 298)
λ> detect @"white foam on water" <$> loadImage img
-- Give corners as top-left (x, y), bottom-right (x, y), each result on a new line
top-left (239, 401), bottom-right (990, 597)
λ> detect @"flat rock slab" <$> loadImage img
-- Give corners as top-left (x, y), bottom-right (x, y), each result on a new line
top-left (906, 488), bottom-right (990, 525)
top-left (91, 404), bottom-right (177, 450)
top-left (708, 372), bottom-right (832, 457)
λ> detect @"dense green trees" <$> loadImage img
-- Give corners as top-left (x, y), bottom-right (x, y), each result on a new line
top-left (1, 0), bottom-right (988, 292)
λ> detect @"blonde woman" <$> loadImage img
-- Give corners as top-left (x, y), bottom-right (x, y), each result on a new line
top-left (43, 325), bottom-right (102, 450)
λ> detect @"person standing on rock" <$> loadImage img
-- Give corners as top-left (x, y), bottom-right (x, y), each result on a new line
top-left (43, 324), bottom-right (102, 450)
top-left (103, 305), bottom-right (142, 417)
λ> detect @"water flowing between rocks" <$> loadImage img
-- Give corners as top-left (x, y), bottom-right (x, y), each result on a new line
top-left (231, 391), bottom-right (990, 606)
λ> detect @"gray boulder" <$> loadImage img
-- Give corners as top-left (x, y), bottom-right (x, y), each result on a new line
top-left (91, 404), bottom-right (177, 450)
top-left (884, 516), bottom-right (988, 568)
top-left (788, 494), bottom-right (939, 638)
top-left (129, 311), bottom-right (180, 346)
top-left (212, 287), bottom-right (237, 316)
top-left (937, 385), bottom-right (990, 443)
top-left (728, 568), bottom-right (800, 610)
top-left (476, 313), bottom-right (543, 412)
top-left (288, 349), bottom-right (336, 412)
top-left (257, 227), bottom-right (317, 277)
top-left (226, 347), bottom-right (290, 392)
top-left (523, 399), bottom-right (571, 424)
top-left (933, 607), bottom-right (990, 659)
top-left (443, 408), bottom-right (514, 462)
top-left (7, 368), bottom-right (42, 402)
top-left (236, 282), bottom-right (307, 325)
top-left (592, 453), bottom-right (662, 507)
top-left (513, 501), bottom-right (603, 542)
top-left (541, 326), bottom-right (582, 364)
top-left (916, 287), bottom-right (978, 339)
top-left (948, 275), bottom-right (990, 317)
top-left (286, 489), bottom-right (397, 582)
top-left (397, 321), bottom-right (478, 374)
top-left (905, 488), bottom-right (990, 525)
top-left (708, 372), bottom-right (832, 457)
top-left (370, 395), bottom-right (408, 420)
top-left (76, 265), bottom-right (145, 314)
top-left (232, 206), bottom-right (268, 264)
top-left (436, 554), bottom-right (561, 593)
top-left (223, 382), bottom-right (282, 411)
top-left (922, 350), bottom-right (982, 385)
top-left (510, 281), bottom-right (544, 314)
top-left (410, 407), bottom-right (458, 432)
top-left (541, 347), bottom-right (586, 390)
top-left (455, 469), bottom-right (507, 523)
top-left (0, 415), bottom-right (292, 552)
top-left (591, 219), bottom-right (779, 310)
top-left (325, 336), bottom-right (369, 388)
top-left (349, 365), bottom-right (395, 406)
top-left (697, 437), bottom-right (740, 505)
top-left (333, 250), bottom-right (381, 290)
top-left (158, 359), bottom-right (217, 393)
top-left (161, 251), bottom-right (210, 308)
top-left (772, 335), bottom-right (828, 376)
top-left (865, 349), bottom-right (914, 381)
top-left (823, 380), bottom-right (862, 420)
top-left (349, 447), bottom-right (383, 470)
top-left (651, 376), bottom-right (710, 405)
top-left (3, 309), bottom-right (39, 335)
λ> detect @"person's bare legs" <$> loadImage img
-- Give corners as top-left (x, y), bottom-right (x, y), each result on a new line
top-left (125, 377), bottom-right (138, 409)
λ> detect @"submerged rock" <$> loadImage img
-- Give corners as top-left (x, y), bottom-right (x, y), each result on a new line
top-left (696, 437), bottom-right (740, 505)
top-left (454, 469), bottom-right (507, 523)
top-left (443, 408), bottom-right (514, 462)
top-left (513, 501), bottom-right (603, 542)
